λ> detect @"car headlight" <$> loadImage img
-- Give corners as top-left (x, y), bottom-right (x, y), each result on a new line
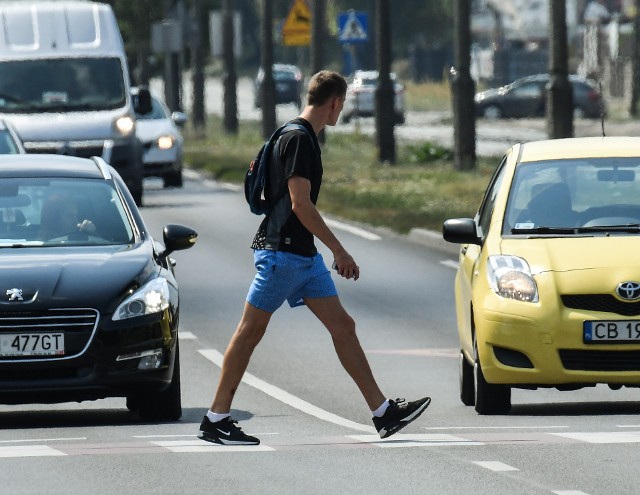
top-left (114, 116), bottom-right (135, 136)
top-left (113, 278), bottom-right (170, 320)
top-left (157, 135), bottom-right (175, 150)
top-left (487, 255), bottom-right (538, 303)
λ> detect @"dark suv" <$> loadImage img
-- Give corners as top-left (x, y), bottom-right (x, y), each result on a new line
top-left (475, 74), bottom-right (605, 119)
top-left (254, 63), bottom-right (304, 109)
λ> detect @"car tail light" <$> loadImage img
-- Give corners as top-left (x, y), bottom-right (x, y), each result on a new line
top-left (587, 89), bottom-right (600, 102)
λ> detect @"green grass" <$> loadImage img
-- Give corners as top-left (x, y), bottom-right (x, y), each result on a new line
top-left (183, 81), bottom-right (498, 234)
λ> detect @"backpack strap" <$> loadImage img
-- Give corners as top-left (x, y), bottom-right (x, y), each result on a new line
top-left (267, 122), bottom-right (316, 210)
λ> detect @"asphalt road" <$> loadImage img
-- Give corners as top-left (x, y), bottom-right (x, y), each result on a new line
top-left (1, 175), bottom-right (640, 494)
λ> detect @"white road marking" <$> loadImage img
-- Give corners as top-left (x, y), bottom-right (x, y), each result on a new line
top-left (553, 491), bottom-right (592, 495)
top-left (440, 260), bottom-right (458, 269)
top-left (422, 426), bottom-right (568, 430)
top-left (179, 331), bottom-right (198, 340)
top-left (325, 218), bottom-right (382, 241)
top-left (0, 445), bottom-right (67, 458)
top-left (152, 440), bottom-right (273, 453)
top-left (0, 437), bottom-right (87, 444)
top-left (473, 461), bottom-right (519, 472)
top-left (198, 349), bottom-right (376, 433)
top-left (552, 431), bottom-right (640, 443)
top-left (348, 433), bottom-right (484, 448)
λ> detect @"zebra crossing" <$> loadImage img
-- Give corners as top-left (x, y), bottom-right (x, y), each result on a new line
top-left (3, 428), bottom-right (640, 458)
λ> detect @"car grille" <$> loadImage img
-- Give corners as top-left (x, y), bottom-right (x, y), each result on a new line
top-left (559, 349), bottom-right (640, 371)
top-left (561, 294), bottom-right (640, 316)
top-left (24, 141), bottom-right (105, 158)
top-left (0, 308), bottom-right (99, 361)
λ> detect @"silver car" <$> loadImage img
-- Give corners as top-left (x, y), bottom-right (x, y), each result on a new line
top-left (135, 94), bottom-right (187, 188)
top-left (342, 70), bottom-right (406, 125)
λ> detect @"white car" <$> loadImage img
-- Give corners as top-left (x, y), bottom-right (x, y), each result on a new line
top-left (135, 94), bottom-right (187, 188)
top-left (342, 70), bottom-right (405, 125)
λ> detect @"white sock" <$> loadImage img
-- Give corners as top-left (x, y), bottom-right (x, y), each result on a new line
top-left (371, 399), bottom-right (391, 417)
top-left (206, 410), bottom-right (230, 423)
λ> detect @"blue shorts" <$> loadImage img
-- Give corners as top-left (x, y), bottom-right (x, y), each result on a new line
top-left (246, 250), bottom-right (338, 313)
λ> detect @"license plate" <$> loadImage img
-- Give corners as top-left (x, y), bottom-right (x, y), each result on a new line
top-left (0, 333), bottom-right (65, 357)
top-left (584, 321), bottom-right (640, 343)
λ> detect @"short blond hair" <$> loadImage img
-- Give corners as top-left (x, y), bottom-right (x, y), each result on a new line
top-left (306, 70), bottom-right (347, 106)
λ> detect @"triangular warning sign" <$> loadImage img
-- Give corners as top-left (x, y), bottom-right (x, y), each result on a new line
top-left (339, 11), bottom-right (367, 42)
top-left (282, 0), bottom-right (311, 35)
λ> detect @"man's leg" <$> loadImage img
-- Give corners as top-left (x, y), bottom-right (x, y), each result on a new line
top-left (210, 301), bottom-right (272, 413)
top-left (304, 295), bottom-right (386, 410)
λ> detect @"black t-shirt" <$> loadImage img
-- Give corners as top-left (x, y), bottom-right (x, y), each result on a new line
top-left (250, 118), bottom-right (322, 256)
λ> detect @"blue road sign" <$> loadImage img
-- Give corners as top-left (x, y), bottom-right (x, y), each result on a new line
top-left (337, 11), bottom-right (368, 44)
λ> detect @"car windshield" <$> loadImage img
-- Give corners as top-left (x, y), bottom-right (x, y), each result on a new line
top-left (504, 158), bottom-right (640, 235)
top-left (0, 177), bottom-right (134, 247)
top-left (136, 97), bottom-right (167, 120)
top-left (0, 58), bottom-right (126, 113)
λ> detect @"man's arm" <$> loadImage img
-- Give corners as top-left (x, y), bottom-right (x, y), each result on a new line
top-left (288, 175), bottom-right (359, 280)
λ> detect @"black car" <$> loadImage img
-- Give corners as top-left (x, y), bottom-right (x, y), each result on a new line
top-left (0, 154), bottom-right (197, 420)
top-left (254, 63), bottom-right (304, 109)
top-left (475, 74), bottom-right (605, 119)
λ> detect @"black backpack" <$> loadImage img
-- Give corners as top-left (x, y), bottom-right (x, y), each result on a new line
top-left (244, 123), bottom-right (314, 215)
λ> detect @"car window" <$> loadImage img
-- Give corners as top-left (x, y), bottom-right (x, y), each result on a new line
top-left (478, 156), bottom-right (508, 238)
top-left (0, 130), bottom-right (20, 154)
top-left (0, 178), bottom-right (134, 247)
top-left (136, 97), bottom-right (168, 120)
top-left (504, 157), bottom-right (640, 233)
top-left (511, 83), bottom-right (542, 98)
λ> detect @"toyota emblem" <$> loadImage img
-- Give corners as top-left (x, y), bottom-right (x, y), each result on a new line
top-left (616, 282), bottom-right (640, 301)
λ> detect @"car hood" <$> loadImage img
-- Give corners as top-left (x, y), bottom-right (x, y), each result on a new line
top-left (475, 87), bottom-right (504, 101)
top-left (0, 243), bottom-right (158, 312)
top-left (500, 236), bottom-right (640, 292)
top-left (136, 120), bottom-right (177, 141)
top-left (2, 110), bottom-right (126, 141)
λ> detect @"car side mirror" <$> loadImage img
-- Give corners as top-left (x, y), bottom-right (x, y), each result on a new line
top-left (442, 218), bottom-right (481, 245)
top-left (133, 86), bottom-right (153, 115)
top-left (171, 111), bottom-right (188, 127)
top-left (160, 224), bottom-right (198, 259)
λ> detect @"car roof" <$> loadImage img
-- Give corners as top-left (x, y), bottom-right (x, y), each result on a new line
top-left (518, 136), bottom-right (640, 163)
top-left (0, 154), bottom-right (111, 179)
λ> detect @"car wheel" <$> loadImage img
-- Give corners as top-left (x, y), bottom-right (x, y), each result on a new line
top-left (163, 167), bottom-right (183, 188)
top-left (459, 350), bottom-right (475, 406)
top-left (474, 346), bottom-right (511, 415)
top-left (136, 342), bottom-right (182, 421)
top-left (482, 105), bottom-right (502, 119)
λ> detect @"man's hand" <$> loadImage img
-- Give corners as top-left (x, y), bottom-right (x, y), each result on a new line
top-left (333, 252), bottom-right (359, 281)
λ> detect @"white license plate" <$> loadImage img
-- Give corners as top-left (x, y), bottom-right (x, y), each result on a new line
top-left (584, 321), bottom-right (640, 343)
top-left (0, 333), bottom-right (65, 357)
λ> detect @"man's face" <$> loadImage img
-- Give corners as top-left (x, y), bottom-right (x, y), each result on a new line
top-left (328, 96), bottom-right (345, 126)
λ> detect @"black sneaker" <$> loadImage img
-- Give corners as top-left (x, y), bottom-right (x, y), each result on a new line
top-left (372, 397), bottom-right (431, 439)
top-left (198, 416), bottom-right (260, 445)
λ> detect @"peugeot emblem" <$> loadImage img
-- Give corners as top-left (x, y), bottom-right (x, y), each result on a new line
top-left (616, 282), bottom-right (640, 301)
top-left (6, 288), bottom-right (23, 301)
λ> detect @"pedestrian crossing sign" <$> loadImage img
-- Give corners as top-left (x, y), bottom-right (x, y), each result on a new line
top-left (282, 0), bottom-right (311, 46)
top-left (337, 10), bottom-right (368, 44)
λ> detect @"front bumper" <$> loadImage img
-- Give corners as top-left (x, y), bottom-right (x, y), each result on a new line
top-left (476, 304), bottom-right (640, 387)
top-left (0, 310), bottom-right (177, 405)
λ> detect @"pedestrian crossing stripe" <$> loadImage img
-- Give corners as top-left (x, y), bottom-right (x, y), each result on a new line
top-left (4, 430), bottom-right (640, 457)
top-left (152, 440), bottom-right (274, 453)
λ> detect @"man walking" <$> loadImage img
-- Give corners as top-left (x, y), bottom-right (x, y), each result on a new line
top-left (199, 70), bottom-right (430, 445)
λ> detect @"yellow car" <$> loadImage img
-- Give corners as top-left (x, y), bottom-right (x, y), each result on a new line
top-left (443, 136), bottom-right (640, 414)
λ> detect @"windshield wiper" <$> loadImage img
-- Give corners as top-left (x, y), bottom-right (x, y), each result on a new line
top-left (511, 226), bottom-right (576, 235)
top-left (576, 224), bottom-right (640, 233)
